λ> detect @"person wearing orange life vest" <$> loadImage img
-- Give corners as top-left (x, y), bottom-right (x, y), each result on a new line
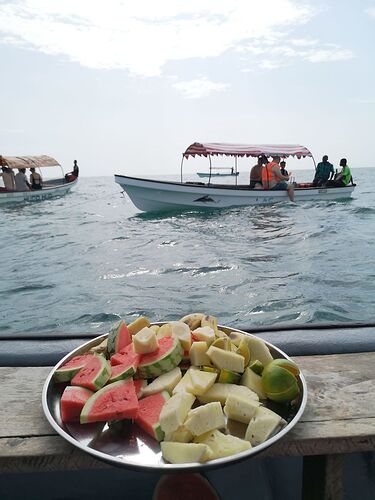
top-left (262, 155), bottom-right (295, 202)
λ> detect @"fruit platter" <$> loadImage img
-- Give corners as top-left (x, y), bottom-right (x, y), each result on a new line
top-left (42, 314), bottom-right (307, 471)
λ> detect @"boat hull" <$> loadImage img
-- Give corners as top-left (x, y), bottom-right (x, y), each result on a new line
top-left (115, 175), bottom-right (355, 212)
top-left (0, 179), bottom-right (77, 205)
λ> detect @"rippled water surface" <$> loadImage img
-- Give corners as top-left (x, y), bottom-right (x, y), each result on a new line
top-left (1, 169), bottom-right (374, 336)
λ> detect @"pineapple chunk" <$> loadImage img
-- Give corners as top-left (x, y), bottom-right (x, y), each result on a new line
top-left (207, 346), bottom-right (245, 373)
top-left (185, 402), bottom-right (225, 436)
top-left (201, 315), bottom-right (219, 335)
top-left (170, 321), bottom-right (192, 351)
top-left (197, 383), bottom-right (259, 405)
top-left (149, 325), bottom-right (160, 334)
top-left (192, 326), bottom-right (215, 345)
top-left (128, 316), bottom-right (151, 336)
top-left (164, 425), bottom-right (193, 443)
top-left (142, 367), bottom-right (182, 396)
top-left (241, 368), bottom-right (267, 399)
top-left (224, 394), bottom-right (260, 424)
top-left (244, 336), bottom-right (273, 366)
top-left (172, 367), bottom-right (197, 394)
top-left (189, 341), bottom-right (211, 366)
top-left (194, 429), bottom-right (251, 459)
top-left (161, 442), bottom-right (210, 464)
top-left (186, 370), bottom-right (217, 396)
top-left (132, 327), bottom-right (158, 354)
top-left (160, 392), bottom-right (195, 434)
top-left (245, 406), bottom-right (282, 446)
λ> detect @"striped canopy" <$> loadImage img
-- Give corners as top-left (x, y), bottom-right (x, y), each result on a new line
top-left (183, 143), bottom-right (312, 159)
top-left (0, 155), bottom-right (60, 169)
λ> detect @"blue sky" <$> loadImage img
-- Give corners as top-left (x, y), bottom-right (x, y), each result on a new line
top-left (0, 0), bottom-right (374, 176)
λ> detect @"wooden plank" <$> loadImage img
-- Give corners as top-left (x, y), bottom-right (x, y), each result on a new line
top-left (0, 353), bottom-right (374, 472)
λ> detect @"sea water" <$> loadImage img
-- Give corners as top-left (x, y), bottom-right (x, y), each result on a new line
top-left (0, 168), bottom-right (374, 337)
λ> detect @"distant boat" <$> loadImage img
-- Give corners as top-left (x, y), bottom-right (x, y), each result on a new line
top-left (197, 171), bottom-right (239, 178)
top-left (0, 155), bottom-right (78, 205)
top-left (115, 142), bottom-right (356, 212)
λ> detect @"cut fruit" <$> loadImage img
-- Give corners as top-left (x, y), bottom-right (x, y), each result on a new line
top-left (134, 391), bottom-right (170, 441)
top-left (197, 383), bottom-right (259, 405)
top-left (172, 368), bottom-right (194, 394)
top-left (207, 346), bottom-right (245, 373)
top-left (194, 429), bottom-right (251, 460)
top-left (192, 326), bottom-right (215, 345)
top-left (71, 354), bottom-right (111, 391)
top-left (161, 442), bottom-right (210, 464)
top-left (137, 336), bottom-right (183, 379)
top-left (179, 313), bottom-right (204, 330)
top-left (109, 343), bottom-right (141, 380)
top-left (201, 315), bottom-right (219, 335)
top-left (133, 327), bottom-right (159, 354)
top-left (169, 321), bottom-right (192, 351)
top-left (186, 370), bottom-right (217, 396)
top-left (109, 363), bottom-right (136, 383)
top-left (223, 394), bottom-right (260, 424)
top-left (128, 316), bottom-right (151, 336)
top-left (54, 354), bottom-right (94, 383)
top-left (156, 323), bottom-right (173, 339)
top-left (270, 358), bottom-right (300, 376)
top-left (218, 368), bottom-right (241, 384)
top-left (249, 360), bottom-right (264, 375)
top-left (164, 425), bottom-right (193, 443)
top-left (189, 341), bottom-right (211, 366)
top-left (60, 386), bottom-right (94, 423)
top-left (160, 392), bottom-right (195, 434)
top-left (107, 320), bottom-right (131, 357)
top-left (142, 367), bottom-right (182, 397)
top-left (185, 402), bottom-right (225, 436)
top-left (236, 338), bottom-right (251, 367)
top-left (244, 406), bottom-right (282, 446)
top-left (262, 362), bottom-right (300, 403)
top-left (80, 379), bottom-right (139, 423)
top-left (244, 336), bottom-right (273, 367)
top-left (211, 337), bottom-right (231, 350)
top-left (241, 367), bottom-right (267, 399)
top-left (134, 379), bottom-right (147, 398)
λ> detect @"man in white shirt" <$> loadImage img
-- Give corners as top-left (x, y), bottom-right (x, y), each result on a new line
top-left (0, 167), bottom-right (16, 191)
top-left (15, 168), bottom-right (31, 191)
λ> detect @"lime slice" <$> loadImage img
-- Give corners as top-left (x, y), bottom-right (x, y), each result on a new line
top-left (218, 368), bottom-right (241, 384)
top-left (262, 362), bottom-right (300, 403)
top-left (236, 339), bottom-right (250, 367)
top-left (249, 360), bottom-right (264, 375)
top-left (211, 337), bottom-right (231, 351)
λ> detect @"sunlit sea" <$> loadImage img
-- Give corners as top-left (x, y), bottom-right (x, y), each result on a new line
top-left (1, 168), bottom-right (374, 337)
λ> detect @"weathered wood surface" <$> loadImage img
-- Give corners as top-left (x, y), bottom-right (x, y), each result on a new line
top-left (0, 352), bottom-right (374, 472)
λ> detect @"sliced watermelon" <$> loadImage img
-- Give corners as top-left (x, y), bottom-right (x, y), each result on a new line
top-left (108, 363), bottom-right (135, 383)
top-left (110, 343), bottom-right (141, 380)
top-left (137, 336), bottom-right (183, 379)
top-left (107, 319), bottom-right (131, 357)
top-left (153, 474), bottom-right (220, 500)
top-left (54, 354), bottom-right (94, 383)
top-left (134, 391), bottom-right (170, 441)
top-left (60, 386), bottom-right (94, 423)
top-left (71, 354), bottom-right (111, 391)
top-left (134, 379), bottom-right (147, 398)
top-left (80, 379), bottom-right (139, 424)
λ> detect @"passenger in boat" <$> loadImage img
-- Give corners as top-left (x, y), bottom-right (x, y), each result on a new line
top-left (262, 156), bottom-right (295, 202)
top-left (14, 168), bottom-right (31, 191)
top-left (280, 161), bottom-right (288, 176)
top-left (250, 156), bottom-right (267, 188)
top-left (73, 160), bottom-right (79, 178)
top-left (65, 160), bottom-right (79, 182)
top-left (29, 168), bottom-right (43, 190)
top-left (312, 155), bottom-right (334, 187)
top-left (0, 166), bottom-right (16, 191)
top-left (326, 159), bottom-right (352, 187)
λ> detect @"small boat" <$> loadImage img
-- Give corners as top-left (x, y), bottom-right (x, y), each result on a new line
top-left (197, 171), bottom-right (240, 177)
top-left (0, 155), bottom-right (78, 205)
top-left (115, 143), bottom-right (356, 212)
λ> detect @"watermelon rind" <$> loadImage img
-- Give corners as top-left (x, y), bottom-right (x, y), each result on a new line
top-left (108, 364), bottom-right (135, 383)
top-left (107, 320), bottom-right (131, 357)
top-left (54, 354), bottom-right (94, 383)
top-left (137, 337), bottom-right (183, 379)
top-left (71, 354), bottom-right (111, 391)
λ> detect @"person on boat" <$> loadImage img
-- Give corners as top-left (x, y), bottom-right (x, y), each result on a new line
top-left (29, 168), bottom-right (43, 190)
top-left (0, 166), bottom-right (16, 191)
top-left (15, 168), bottom-right (31, 191)
top-left (65, 160), bottom-right (79, 182)
top-left (73, 160), bottom-right (79, 178)
top-left (280, 161), bottom-right (288, 176)
top-left (312, 155), bottom-right (334, 187)
top-left (262, 156), bottom-right (295, 202)
top-left (250, 156), bottom-right (267, 188)
top-left (326, 159), bottom-right (352, 187)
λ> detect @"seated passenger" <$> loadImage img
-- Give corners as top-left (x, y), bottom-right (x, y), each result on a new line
top-left (0, 166), bottom-right (16, 191)
top-left (280, 160), bottom-right (288, 176)
top-left (29, 168), bottom-right (43, 190)
top-left (250, 156), bottom-right (267, 188)
top-left (262, 156), bottom-right (294, 202)
top-left (326, 158), bottom-right (352, 187)
top-left (312, 155), bottom-right (334, 187)
top-left (15, 168), bottom-right (31, 191)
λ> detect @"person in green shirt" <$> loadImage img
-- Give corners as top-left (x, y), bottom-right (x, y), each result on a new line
top-left (328, 158), bottom-right (352, 187)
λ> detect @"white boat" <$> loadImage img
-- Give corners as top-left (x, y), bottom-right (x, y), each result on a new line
top-left (197, 168), bottom-right (239, 178)
top-left (0, 155), bottom-right (78, 205)
top-left (115, 143), bottom-right (356, 212)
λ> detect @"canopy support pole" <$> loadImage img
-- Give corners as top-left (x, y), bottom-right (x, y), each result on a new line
top-left (235, 157), bottom-right (238, 186)
top-left (180, 155), bottom-right (185, 183)
top-left (208, 155), bottom-right (212, 185)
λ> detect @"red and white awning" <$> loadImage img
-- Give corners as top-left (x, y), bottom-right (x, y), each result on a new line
top-left (183, 143), bottom-right (312, 159)
top-left (0, 155), bottom-right (60, 169)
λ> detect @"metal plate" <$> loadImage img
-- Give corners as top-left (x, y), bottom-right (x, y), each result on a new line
top-left (42, 325), bottom-right (307, 472)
